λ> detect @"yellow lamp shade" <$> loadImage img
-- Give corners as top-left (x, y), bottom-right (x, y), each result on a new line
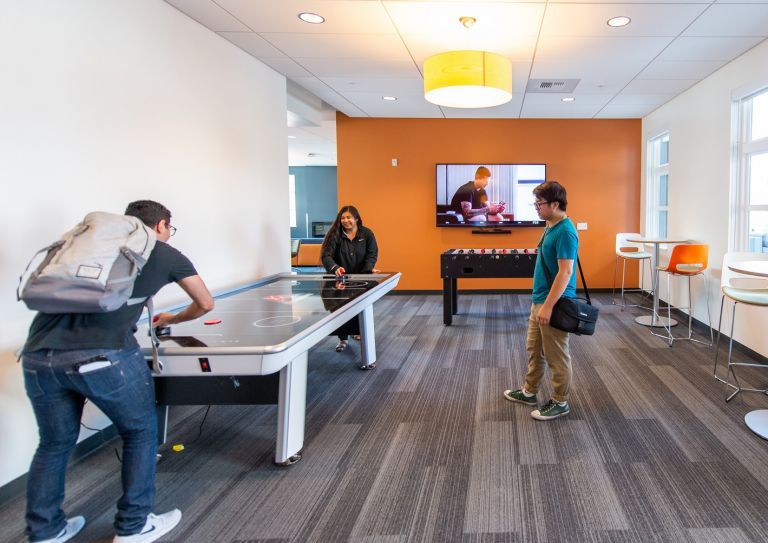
top-left (424, 50), bottom-right (512, 109)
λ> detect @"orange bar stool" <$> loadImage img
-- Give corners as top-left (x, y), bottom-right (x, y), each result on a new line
top-left (652, 243), bottom-right (713, 347)
top-left (612, 232), bottom-right (653, 310)
top-left (713, 252), bottom-right (768, 401)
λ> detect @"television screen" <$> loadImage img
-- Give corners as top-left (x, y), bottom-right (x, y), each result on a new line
top-left (436, 163), bottom-right (546, 227)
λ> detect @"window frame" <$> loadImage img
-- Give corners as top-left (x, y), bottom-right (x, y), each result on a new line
top-left (731, 87), bottom-right (768, 252)
top-left (646, 132), bottom-right (670, 238)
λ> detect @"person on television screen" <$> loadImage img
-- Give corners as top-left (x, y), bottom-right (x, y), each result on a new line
top-left (321, 205), bottom-right (379, 356)
top-left (449, 166), bottom-right (505, 222)
top-left (503, 181), bottom-right (578, 421)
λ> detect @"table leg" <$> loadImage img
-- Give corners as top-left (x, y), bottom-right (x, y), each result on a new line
top-left (443, 277), bottom-right (453, 325)
top-left (452, 278), bottom-right (458, 315)
top-left (635, 242), bottom-right (678, 328)
top-left (358, 305), bottom-right (376, 370)
top-left (745, 410), bottom-right (768, 440)
top-left (275, 352), bottom-right (307, 466)
top-left (156, 405), bottom-right (169, 445)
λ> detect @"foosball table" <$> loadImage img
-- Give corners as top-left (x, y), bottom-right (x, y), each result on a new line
top-left (441, 248), bottom-right (537, 325)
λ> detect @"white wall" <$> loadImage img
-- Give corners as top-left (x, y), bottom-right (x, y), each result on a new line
top-left (0, 1), bottom-right (289, 487)
top-left (642, 38), bottom-right (768, 357)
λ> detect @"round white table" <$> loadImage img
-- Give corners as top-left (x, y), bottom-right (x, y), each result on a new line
top-left (627, 237), bottom-right (689, 327)
top-left (727, 259), bottom-right (768, 440)
top-left (728, 260), bottom-right (768, 278)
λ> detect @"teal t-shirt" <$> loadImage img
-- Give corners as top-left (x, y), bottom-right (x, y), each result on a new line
top-left (532, 217), bottom-right (579, 304)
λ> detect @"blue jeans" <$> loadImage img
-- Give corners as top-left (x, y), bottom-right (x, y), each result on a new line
top-left (22, 347), bottom-right (157, 541)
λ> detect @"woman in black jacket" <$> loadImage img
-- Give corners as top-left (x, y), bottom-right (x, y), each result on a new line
top-left (321, 205), bottom-right (379, 352)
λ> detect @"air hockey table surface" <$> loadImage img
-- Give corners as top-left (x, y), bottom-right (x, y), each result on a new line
top-left (137, 272), bottom-right (400, 372)
top-left (136, 271), bottom-right (401, 465)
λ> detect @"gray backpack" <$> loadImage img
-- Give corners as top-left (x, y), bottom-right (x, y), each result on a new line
top-left (18, 212), bottom-right (156, 313)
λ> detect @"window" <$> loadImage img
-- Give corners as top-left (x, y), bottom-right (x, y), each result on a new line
top-left (733, 88), bottom-right (768, 253)
top-left (288, 174), bottom-right (297, 228)
top-left (647, 133), bottom-right (669, 237)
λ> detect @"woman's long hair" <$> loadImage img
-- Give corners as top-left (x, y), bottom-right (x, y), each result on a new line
top-left (321, 205), bottom-right (364, 255)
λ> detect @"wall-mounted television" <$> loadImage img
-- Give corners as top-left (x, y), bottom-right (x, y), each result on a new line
top-left (436, 163), bottom-right (546, 228)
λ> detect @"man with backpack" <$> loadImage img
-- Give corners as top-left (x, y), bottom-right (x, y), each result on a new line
top-left (21, 200), bottom-right (214, 543)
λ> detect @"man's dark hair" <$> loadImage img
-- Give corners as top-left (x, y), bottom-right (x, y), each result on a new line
top-left (533, 181), bottom-right (568, 211)
top-left (125, 200), bottom-right (172, 228)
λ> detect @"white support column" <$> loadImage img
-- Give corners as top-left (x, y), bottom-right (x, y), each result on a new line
top-left (275, 351), bottom-right (308, 465)
top-left (359, 305), bottom-right (377, 369)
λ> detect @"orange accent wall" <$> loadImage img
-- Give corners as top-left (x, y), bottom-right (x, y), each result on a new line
top-left (336, 114), bottom-right (641, 291)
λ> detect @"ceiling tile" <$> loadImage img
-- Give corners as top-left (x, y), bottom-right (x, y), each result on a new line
top-left (384, 2), bottom-right (545, 37)
top-left (294, 57), bottom-right (422, 78)
top-left (442, 98), bottom-right (524, 118)
top-left (164, 0), bottom-right (250, 31)
top-left (683, 4), bottom-right (768, 37)
top-left (400, 32), bottom-right (537, 64)
top-left (214, 0), bottom-right (396, 33)
top-left (342, 93), bottom-right (444, 118)
top-left (259, 32), bottom-right (411, 60)
top-left (541, 4), bottom-right (708, 37)
top-left (638, 59), bottom-right (726, 79)
top-left (217, 32), bottom-right (285, 57)
top-left (533, 36), bottom-right (673, 81)
top-left (520, 104), bottom-right (604, 118)
top-left (594, 105), bottom-right (654, 118)
top-left (656, 36), bottom-right (764, 61)
top-left (320, 77), bottom-right (425, 96)
top-left (622, 78), bottom-right (700, 94)
top-left (258, 57), bottom-right (313, 78)
top-left (523, 94), bottom-right (612, 107)
top-left (609, 93), bottom-right (676, 106)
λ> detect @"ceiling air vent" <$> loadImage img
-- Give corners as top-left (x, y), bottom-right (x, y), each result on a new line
top-left (526, 79), bottom-right (580, 93)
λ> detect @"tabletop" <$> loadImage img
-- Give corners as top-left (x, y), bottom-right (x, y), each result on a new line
top-left (626, 237), bottom-right (690, 244)
top-left (136, 273), bottom-right (399, 354)
top-left (728, 260), bottom-right (768, 278)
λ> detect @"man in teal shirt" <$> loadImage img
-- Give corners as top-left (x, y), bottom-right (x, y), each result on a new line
top-left (504, 181), bottom-right (578, 420)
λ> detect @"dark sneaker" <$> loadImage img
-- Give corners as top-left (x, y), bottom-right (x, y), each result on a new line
top-left (531, 400), bottom-right (570, 421)
top-left (36, 517), bottom-right (85, 543)
top-left (503, 389), bottom-right (538, 406)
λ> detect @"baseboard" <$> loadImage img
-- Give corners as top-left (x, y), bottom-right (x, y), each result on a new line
top-left (0, 424), bottom-right (118, 508)
top-left (391, 288), bottom-right (614, 296)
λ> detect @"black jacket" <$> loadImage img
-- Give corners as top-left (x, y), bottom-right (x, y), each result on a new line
top-left (322, 226), bottom-right (378, 274)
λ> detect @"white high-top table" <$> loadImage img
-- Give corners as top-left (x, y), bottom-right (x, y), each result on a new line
top-left (727, 260), bottom-right (768, 440)
top-left (627, 237), bottom-right (690, 327)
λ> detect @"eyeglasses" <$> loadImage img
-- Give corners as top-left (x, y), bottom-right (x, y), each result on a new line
top-left (168, 225), bottom-right (177, 237)
top-left (533, 201), bottom-right (551, 210)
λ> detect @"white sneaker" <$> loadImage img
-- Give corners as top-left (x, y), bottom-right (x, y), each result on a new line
top-left (113, 510), bottom-right (182, 543)
top-left (35, 516), bottom-right (85, 543)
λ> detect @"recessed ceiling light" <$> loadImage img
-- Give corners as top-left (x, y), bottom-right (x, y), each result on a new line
top-left (607, 16), bottom-right (631, 27)
top-left (298, 12), bottom-right (324, 24)
top-left (459, 16), bottom-right (477, 29)
top-left (562, 97), bottom-right (575, 102)
top-left (288, 135), bottom-right (297, 139)
top-left (382, 96), bottom-right (398, 101)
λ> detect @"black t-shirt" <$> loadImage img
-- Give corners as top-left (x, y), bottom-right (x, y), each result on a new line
top-left (24, 241), bottom-right (198, 352)
top-left (450, 181), bottom-right (488, 215)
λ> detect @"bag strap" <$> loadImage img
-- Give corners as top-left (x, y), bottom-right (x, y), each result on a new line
top-left (16, 240), bottom-right (65, 301)
top-left (537, 225), bottom-right (592, 305)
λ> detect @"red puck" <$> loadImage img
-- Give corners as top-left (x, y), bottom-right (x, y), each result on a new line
top-left (204, 319), bottom-right (222, 325)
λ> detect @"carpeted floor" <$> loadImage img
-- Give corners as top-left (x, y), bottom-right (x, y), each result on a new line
top-left (2, 293), bottom-right (768, 543)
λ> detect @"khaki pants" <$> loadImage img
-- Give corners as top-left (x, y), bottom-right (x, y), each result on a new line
top-left (524, 303), bottom-right (572, 403)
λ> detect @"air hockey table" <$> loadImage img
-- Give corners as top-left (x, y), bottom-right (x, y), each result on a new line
top-left (136, 272), bottom-right (401, 466)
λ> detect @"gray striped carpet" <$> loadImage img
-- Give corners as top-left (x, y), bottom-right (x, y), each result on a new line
top-left (2, 293), bottom-right (768, 543)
